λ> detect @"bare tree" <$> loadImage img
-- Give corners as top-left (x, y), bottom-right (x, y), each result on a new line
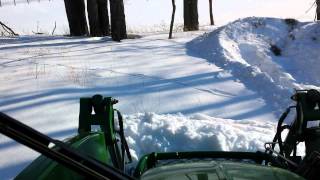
top-left (184, 0), bottom-right (199, 31)
top-left (110, 0), bottom-right (127, 41)
top-left (169, 0), bottom-right (176, 39)
top-left (209, 0), bottom-right (214, 25)
top-left (87, 0), bottom-right (110, 37)
top-left (64, 0), bottom-right (88, 36)
top-left (317, 0), bottom-right (320, 20)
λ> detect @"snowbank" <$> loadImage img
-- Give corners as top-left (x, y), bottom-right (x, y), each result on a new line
top-left (124, 112), bottom-right (275, 162)
top-left (188, 17), bottom-right (320, 114)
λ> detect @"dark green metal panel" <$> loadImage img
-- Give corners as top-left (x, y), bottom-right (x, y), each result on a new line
top-left (15, 132), bottom-right (112, 180)
top-left (78, 96), bottom-right (117, 149)
top-left (78, 96), bottom-right (116, 136)
top-left (135, 151), bottom-right (305, 180)
top-left (78, 96), bottom-right (123, 169)
top-left (134, 151), bottom-right (269, 177)
top-left (15, 95), bottom-right (128, 179)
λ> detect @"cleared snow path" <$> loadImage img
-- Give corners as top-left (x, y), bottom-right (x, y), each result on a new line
top-left (0, 32), bottom-right (276, 178)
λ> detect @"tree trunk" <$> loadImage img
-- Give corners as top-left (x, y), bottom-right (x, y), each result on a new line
top-left (169, 0), bottom-right (176, 39)
top-left (209, 0), bottom-right (214, 25)
top-left (87, 0), bottom-right (110, 36)
top-left (183, 0), bottom-right (199, 31)
top-left (317, 0), bottom-right (320, 21)
top-left (64, 0), bottom-right (88, 36)
top-left (98, 0), bottom-right (110, 36)
top-left (87, 0), bottom-right (101, 36)
top-left (110, 0), bottom-right (127, 41)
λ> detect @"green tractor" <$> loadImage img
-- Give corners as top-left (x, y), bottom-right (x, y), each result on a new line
top-left (1, 90), bottom-right (320, 180)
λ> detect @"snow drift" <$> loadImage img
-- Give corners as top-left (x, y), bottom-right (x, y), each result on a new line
top-left (188, 17), bottom-right (320, 114)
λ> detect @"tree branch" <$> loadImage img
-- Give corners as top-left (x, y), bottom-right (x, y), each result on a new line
top-left (0, 21), bottom-right (18, 36)
top-left (169, 0), bottom-right (176, 39)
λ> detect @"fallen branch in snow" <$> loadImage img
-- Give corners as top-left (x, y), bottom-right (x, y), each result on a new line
top-left (0, 21), bottom-right (18, 36)
top-left (32, 31), bottom-right (45, 35)
top-left (51, 21), bottom-right (57, 35)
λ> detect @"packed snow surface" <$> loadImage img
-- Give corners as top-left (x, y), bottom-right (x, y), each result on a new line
top-left (1, 17), bottom-right (320, 179)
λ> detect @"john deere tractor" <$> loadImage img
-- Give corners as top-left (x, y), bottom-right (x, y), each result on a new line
top-left (1, 90), bottom-right (320, 180)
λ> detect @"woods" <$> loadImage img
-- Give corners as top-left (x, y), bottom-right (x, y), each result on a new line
top-left (61, 0), bottom-right (320, 40)
top-left (62, 0), bottom-right (211, 39)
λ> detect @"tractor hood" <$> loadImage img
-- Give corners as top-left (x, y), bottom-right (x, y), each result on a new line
top-left (141, 160), bottom-right (304, 180)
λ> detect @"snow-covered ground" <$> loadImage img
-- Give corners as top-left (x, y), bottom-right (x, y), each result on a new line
top-left (1, 17), bottom-right (320, 179)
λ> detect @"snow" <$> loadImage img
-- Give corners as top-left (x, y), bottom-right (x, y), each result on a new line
top-left (124, 113), bottom-right (275, 162)
top-left (188, 17), bottom-right (320, 114)
top-left (0, 30), bottom-right (276, 179)
top-left (1, 15), bottom-right (320, 180)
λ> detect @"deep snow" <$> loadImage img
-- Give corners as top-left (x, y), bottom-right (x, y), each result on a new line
top-left (1, 17), bottom-right (320, 179)
top-left (188, 17), bottom-right (320, 114)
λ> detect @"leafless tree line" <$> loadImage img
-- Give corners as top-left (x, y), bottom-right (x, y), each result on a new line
top-left (63, 0), bottom-right (215, 41)
top-left (64, 0), bottom-right (126, 41)
top-left (3, 0), bottom-right (320, 40)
